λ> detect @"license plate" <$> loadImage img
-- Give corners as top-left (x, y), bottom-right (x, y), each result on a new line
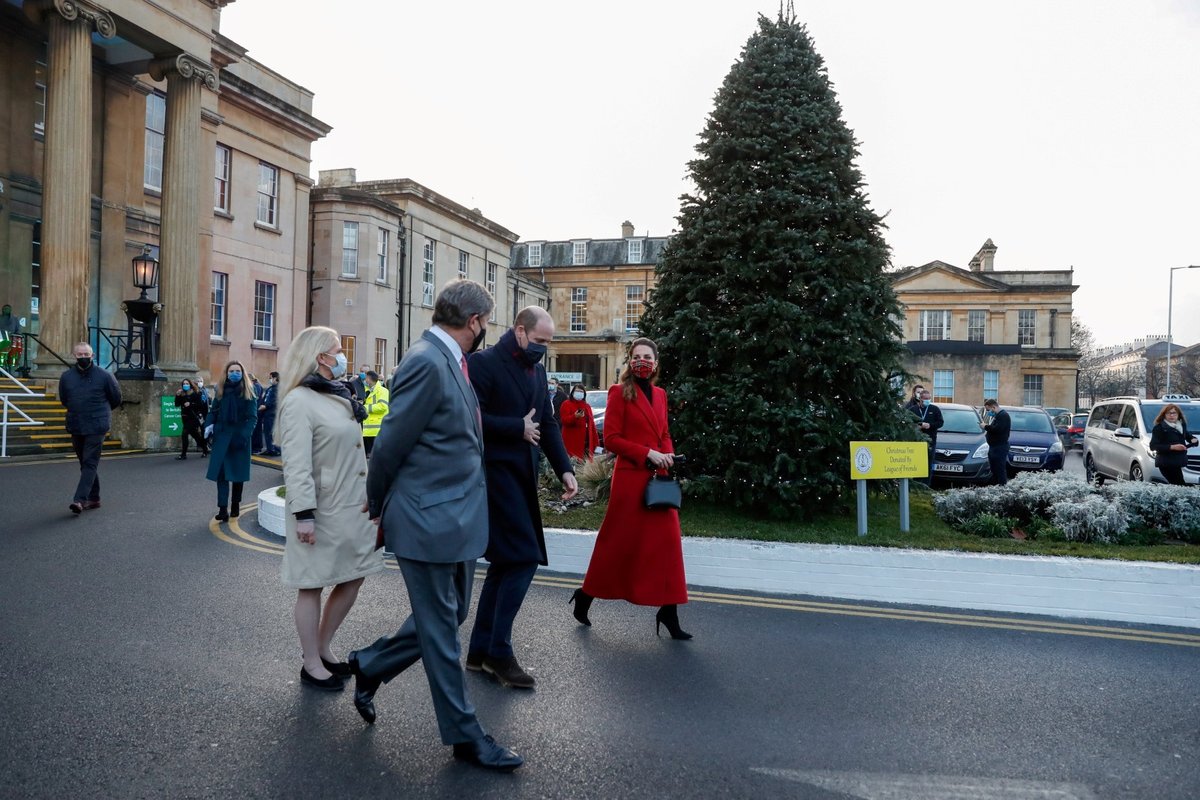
top-left (1013, 455), bottom-right (1040, 464)
top-left (934, 464), bottom-right (964, 473)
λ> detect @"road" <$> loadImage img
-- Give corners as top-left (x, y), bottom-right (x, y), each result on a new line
top-left (1, 453), bottom-right (1196, 799)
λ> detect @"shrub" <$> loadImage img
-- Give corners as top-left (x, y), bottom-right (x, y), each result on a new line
top-left (961, 513), bottom-right (1017, 539)
top-left (574, 455), bottom-right (615, 501)
top-left (1105, 482), bottom-right (1200, 543)
top-left (275, 486), bottom-right (286, 498)
top-left (1051, 496), bottom-right (1129, 543)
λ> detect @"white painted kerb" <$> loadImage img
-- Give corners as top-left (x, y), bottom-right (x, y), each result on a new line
top-left (257, 488), bottom-right (285, 538)
top-left (544, 528), bottom-right (1200, 630)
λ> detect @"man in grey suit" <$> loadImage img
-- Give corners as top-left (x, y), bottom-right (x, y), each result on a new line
top-left (348, 280), bottom-right (523, 772)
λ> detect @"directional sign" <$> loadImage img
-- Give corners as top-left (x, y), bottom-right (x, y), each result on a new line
top-left (160, 395), bottom-right (183, 437)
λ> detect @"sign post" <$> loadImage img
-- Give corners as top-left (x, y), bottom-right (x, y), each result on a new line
top-left (848, 441), bottom-right (929, 536)
top-left (160, 395), bottom-right (183, 437)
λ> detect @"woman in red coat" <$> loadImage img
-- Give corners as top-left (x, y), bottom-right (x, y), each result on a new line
top-left (568, 338), bottom-right (691, 639)
top-left (558, 383), bottom-right (597, 460)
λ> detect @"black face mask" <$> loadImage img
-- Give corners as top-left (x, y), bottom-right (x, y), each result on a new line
top-left (76, 357), bottom-right (93, 370)
top-left (468, 320), bottom-right (486, 354)
top-left (522, 341), bottom-right (547, 366)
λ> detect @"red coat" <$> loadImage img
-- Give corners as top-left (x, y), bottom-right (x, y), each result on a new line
top-left (559, 397), bottom-right (596, 460)
top-left (582, 383), bottom-right (687, 606)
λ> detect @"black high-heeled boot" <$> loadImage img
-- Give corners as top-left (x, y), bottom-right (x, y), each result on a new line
top-left (655, 605), bottom-right (693, 640)
top-left (214, 506), bottom-right (229, 522)
top-left (569, 588), bottom-right (593, 626)
top-left (230, 482), bottom-right (244, 518)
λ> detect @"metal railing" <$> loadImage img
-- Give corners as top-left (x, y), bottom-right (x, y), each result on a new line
top-left (0, 365), bottom-right (44, 458)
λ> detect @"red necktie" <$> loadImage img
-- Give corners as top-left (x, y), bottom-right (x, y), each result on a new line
top-left (461, 356), bottom-right (481, 430)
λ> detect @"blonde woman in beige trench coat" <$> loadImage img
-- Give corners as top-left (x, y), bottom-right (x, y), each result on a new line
top-left (276, 326), bottom-right (384, 691)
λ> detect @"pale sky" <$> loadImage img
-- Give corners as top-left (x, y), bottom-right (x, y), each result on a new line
top-left (220, 0), bottom-right (1200, 350)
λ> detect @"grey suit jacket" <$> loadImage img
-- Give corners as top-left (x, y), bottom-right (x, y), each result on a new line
top-left (367, 329), bottom-right (488, 564)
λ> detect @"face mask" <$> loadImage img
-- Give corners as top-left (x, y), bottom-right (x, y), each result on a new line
top-left (922, 399), bottom-right (931, 407)
top-left (76, 357), bottom-right (92, 370)
top-left (359, 372), bottom-right (366, 381)
top-left (468, 320), bottom-right (486, 354)
top-left (321, 352), bottom-right (347, 379)
top-left (630, 359), bottom-right (655, 379)
top-left (227, 371), bottom-right (243, 383)
top-left (523, 341), bottom-right (547, 366)
top-left (182, 384), bottom-right (191, 391)
top-left (573, 391), bottom-right (585, 401)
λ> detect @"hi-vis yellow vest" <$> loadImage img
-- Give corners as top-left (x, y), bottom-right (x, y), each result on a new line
top-left (363, 382), bottom-right (390, 437)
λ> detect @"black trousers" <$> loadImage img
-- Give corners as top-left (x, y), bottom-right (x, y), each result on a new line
top-left (70, 433), bottom-right (105, 502)
top-left (988, 445), bottom-right (1009, 485)
top-left (1159, 464), bottom-right (1186, 486)
top-left (181, 424), bottom-right (207, 456)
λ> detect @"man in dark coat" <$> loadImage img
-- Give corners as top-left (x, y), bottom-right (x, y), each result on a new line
top-left (909, 388), bottom-right (943, 485)
top-left (59, 341), bottom-right (122, 514)
top-left (259, 371), bottom-right (280, 456)
top-left (982, 398), bottom-right (1012, 485)
top-left (466, 306), bottom-right (577, 689)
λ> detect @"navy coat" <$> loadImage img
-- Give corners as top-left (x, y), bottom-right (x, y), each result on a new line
top-left (205, 391), bottom-right (257, 483)
top-left (469, 329), bottom-right (573, 565)
top-left (59, 364), bottom-right (122, 436)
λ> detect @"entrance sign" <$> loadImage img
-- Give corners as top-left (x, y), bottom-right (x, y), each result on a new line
top-left (160, 395), bottom-right (182, 437)
top-left (547, 371), bottom-right (583, 384)
top-left (848, 441), bottom-right (928, 536)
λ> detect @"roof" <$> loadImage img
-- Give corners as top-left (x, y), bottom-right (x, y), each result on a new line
top-left (511, 238), bottom-right (669, 269)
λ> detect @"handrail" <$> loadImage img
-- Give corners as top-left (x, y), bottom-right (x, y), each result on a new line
top-left (0, 365), bottom-right (44, 458)
top-left (23, 332), bottom-right (72, 369)
top-left (91, 326), bottom-right (132, 371)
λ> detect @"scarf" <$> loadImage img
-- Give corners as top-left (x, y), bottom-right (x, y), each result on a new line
top-left (1165, 419), bottom-right (1183, 435)
top-left (301, 373), bottom-right (368, 422)
top-left (219, 382), bottom-right (243, 425)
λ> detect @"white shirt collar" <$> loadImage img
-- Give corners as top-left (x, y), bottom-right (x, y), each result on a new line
top-left (429, 325), bottom-right (465, 364)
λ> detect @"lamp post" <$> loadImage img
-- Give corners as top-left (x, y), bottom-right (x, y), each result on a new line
top-left (117, 246), bottom-right (164, 380)
top-left (1166, 265), bottom-right (1200, 396)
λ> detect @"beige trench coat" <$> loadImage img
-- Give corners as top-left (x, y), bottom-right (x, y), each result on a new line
top-left (278, 386), bottom-right (384, 589)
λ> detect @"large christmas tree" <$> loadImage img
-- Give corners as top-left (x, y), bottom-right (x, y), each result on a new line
top-left (639, 8), bottom-right (915, 516)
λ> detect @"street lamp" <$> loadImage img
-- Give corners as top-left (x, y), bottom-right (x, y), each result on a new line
top-left (131, 246), bottom-right (159, 300)
top-left (116, 245), bottom-right (164, 380)
top-left (1166, 264), bottom-right (1200, 396)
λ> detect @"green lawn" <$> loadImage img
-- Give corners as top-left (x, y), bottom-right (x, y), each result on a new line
top-left (542, 494), bottom-right (1200, 565)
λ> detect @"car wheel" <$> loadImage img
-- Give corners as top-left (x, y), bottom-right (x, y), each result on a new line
top-left (1085, 454), bottom-right (1101, 485)
top-left (1130, 462), bottom-right (1144, 482)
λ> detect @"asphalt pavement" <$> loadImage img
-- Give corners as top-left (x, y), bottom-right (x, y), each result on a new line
top-left (1, 452), bottom-right (1197, 800)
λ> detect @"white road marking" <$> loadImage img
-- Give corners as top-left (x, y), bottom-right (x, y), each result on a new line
top-left (750, 768), bottom-right (1097, 799)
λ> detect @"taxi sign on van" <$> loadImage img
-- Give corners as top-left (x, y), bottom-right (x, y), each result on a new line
top-left (849, 441), bottom-right (928, 480)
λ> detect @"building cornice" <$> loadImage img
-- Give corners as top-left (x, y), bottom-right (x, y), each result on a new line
top-left (218, 70), bottom-right (331, 142)
top-left (354, 178), bottom-right (518, 244)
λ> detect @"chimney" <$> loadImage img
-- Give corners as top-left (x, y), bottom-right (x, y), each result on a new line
top-left (968, 238), bottom-right (997, 272)
top-left (621, 220), bottom-right (635, 238)
top-left (318, 168), bottom-right (357, 188)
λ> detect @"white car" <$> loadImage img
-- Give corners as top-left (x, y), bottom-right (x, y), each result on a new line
top-left (585, 389), bottom-right (608, 448)
top-left (1083, 394), bottom-right (1200, 485)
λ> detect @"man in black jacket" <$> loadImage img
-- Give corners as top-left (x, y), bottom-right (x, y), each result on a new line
top-left (59, 342), bottom-right (122, 514)
top-left (909, 388), bottom-right (943, 483)
top-left (982, 398), bottom-right (1012, 485)
top-left (465, 306), bottom-right (577, 689)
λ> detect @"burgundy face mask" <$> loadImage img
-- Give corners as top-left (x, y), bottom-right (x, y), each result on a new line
top-left (630, 359), bottom-right (655, 379)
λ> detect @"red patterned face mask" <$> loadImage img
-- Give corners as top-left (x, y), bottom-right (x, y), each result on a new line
top-left (630, 359), bottom-right (655, 379)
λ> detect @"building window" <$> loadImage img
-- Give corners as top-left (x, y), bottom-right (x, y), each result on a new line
top-left (34, 60), bottom-right (46, 134)
top-left (256, 162), bottom-right (279, 227)
top-left (340, 335), bottom-right (356, 369)
top-left (210, 271), bottom-right (227, 339)
top-left (983, 370), bottom-right (999, 403)
top-left (486, 261), bottom-right (497, 297)
top-left (374, 338), bottom-right (387, 374)
top-left (214, 144), bottom-right (231, 212)
top-left (572, 241), bottom-right (587, 265)
top-left (528, 243), bottom-right (542, 268)
top-left (1018, 309), bottom-right (1037, 346)
top-left (919, 310), bottom-right (951, 341)
top-left (932, 370), bottom-right (954, 403)
top-left (458, 250), bottom-right (469, 279)
top-left (968, 310), bottom-right (986, 343)
top-left (1023, 374), bottom-right (1044, 407)
top-left (627, 239), bottom-right (643, 264)
top-left (625, 285), bottom-right (644, 332)
top-left (144, 94), bottom-right (166, 190)
top-left (422, 240), bottom-right (435, 307)
top-left (571, 287), bottom-right (588, 333)
top-left (253, 281), bottom-right (276, 343)
top-left (341, 222), bottom-right (359, 277)
top-left (377, 229), bottom-right (389, 283)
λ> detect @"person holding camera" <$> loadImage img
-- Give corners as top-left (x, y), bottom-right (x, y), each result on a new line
top-left (1149, 404), bottom-right (1197, 486)
top-left (558, 383), bottom-right (597, 460)
top-left (981, 398), bottom-right (1011, 485)
top-left (568, 337), bottom-right (692, 640)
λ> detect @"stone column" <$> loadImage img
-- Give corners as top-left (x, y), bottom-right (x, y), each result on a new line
top-left (25, 0), bottom-right (116, 368)
top-left (148, 54), bottom-right (219, 377)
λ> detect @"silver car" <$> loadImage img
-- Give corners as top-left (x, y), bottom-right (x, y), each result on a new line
top-left (1083, 395), bottom-right (1200, 485)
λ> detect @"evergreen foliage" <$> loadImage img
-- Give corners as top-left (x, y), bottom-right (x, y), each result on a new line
top-left (638, 7), bottom-right (916, 516)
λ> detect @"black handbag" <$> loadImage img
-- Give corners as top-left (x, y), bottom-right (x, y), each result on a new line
top-left (644, 474), bottom-right (682, 510)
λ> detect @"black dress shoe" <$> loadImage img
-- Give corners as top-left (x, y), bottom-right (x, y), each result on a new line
top-left (176, 454), bottom-right (187, 460)
top-left (69, 502), bottom-right (83, 515)
top-left (349, 653), bottom-right (381, 724)
top-left (465, 651), bottom-right (486, 672)
top-left (299, 667), bottom-right (345, 692)
top-left (321, 657), bottom-right (352, 678)
top-left (452, 735), bottom-right (524, 772)
top-left (482, 656), bottom-right (536, 689)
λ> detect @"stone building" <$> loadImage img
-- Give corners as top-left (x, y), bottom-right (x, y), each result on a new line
top-left (509, 222), bottom-right (666, 388)
top-left (309, 169), bottom-right (546, 374)
top-left (0, 0), bottom-right (328, 448)
top-left (891, 239), bottom-right (1078, 409)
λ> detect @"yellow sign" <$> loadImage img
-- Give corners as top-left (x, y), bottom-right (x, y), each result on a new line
top-left (849, 441), bottom-right (928, 480)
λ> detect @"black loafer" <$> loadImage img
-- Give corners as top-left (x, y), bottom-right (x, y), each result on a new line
top-left (482, 656), bottom-right (536, 689)
top-left (349, 653), bottom-right (380, 724)
top-left (452, 735), bottom-right (524, 772)
top-left (464, 651), bottom-right (486, 672)
top-left (321, 657), bottom-right (352, 678)
top-left (299, 667), bottom-right (344, 692)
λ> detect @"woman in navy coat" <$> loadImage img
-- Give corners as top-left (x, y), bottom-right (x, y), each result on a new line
top-left (205, 360), bottom-right (257, 521)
